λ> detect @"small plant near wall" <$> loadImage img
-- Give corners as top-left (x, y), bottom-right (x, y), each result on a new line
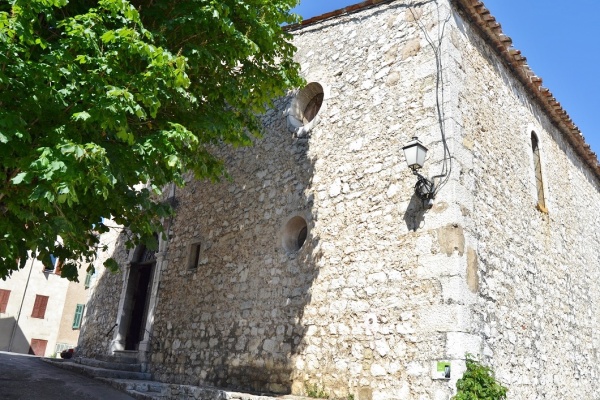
top-left (453, 355), bottom-right (508, 400)
top-left (305, 383), bottom-right (328, 398)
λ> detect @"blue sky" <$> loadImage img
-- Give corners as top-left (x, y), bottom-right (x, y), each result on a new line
top-left (291, 1), bottom-right (600, 156)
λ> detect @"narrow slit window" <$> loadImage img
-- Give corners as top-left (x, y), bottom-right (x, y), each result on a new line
top-left (188, 242), bottom-right (201, 270)
top-left (531, 132), bottom-right (547, 212)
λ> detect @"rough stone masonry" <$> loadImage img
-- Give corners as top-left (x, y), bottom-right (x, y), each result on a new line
top-left (78, 1), bottom-right (600, 399)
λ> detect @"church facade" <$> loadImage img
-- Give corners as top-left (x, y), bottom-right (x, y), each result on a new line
top-left (77, 1), bottom-right (600, 399)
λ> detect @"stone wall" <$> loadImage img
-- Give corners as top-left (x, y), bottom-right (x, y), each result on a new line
top-left (452, 7), bottom-right (600, 399)
top-left (143, 2), bottom-right (472, 399)
top-left (77, 1), bottom-right (600, 399)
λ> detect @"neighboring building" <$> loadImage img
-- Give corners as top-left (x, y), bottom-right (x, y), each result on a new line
top-left (77, 0), bottom-right (600, 399)
top-left (0, 256), bottom-right (89, 357)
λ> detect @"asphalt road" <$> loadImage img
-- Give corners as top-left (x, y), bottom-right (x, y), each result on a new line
top-left (0, 351), bottom-right (134, 400)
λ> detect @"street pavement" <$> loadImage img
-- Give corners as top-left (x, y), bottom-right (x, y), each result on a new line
top-left (0, 351), bottom-right (134, 400)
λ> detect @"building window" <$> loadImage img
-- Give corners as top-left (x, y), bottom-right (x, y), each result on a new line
top-left (0, 289), bottom-right (10, 313)
top-left (44, 255), bottom-right (57, 272)
top-left (45, 255), bottom-right (62, 274)
top-left (188, 242), bottom-right (201, 270)
top-left (282, 216), bottom-right (309, 252)
top-left (72, 304), bottom-right (85, 329)
top-left (31, 295), bottom-right (49, 319)
top-left (84, 270), bottom-right (93, 288)
top-left (531, 132), bottom-right (547, 212)
top-left (287, 82), bottom-right (325, 135)
top-left (29, 339), bottom-right (48, 356)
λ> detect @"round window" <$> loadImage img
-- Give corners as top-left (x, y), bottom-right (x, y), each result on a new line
top-left (282, 216), bottom-right (309, 252)
top-left (287, 82), bottom-right (324, 134)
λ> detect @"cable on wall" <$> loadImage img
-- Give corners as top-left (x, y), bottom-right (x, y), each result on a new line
top-left (409, 1), bottom-right (453, 198)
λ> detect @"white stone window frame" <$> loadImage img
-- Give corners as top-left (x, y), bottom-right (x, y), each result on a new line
top-left (285, 81), bottom-right (330, 137)
top-left (526, 124), bottom-right (550, 214)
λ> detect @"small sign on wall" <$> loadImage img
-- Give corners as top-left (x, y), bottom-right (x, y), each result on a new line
top-left (433, 361), bottom-right (451, 380)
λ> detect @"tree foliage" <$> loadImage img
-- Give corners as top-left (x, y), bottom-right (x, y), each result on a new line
top-left (0, 0), bottom-right (302, 280)
top-left (453, 355), bottom-right (508, 400)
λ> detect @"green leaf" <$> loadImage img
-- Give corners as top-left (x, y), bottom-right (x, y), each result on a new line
top-left (166, 155), bottom-right (178, 167)
top-left (101, 30), bottom-right (116, 43)
top-left (72, 111), bottom-right (91, 121)
top-left (11, 172), bottom-right (28, 184)
top-left (104, 258), bottom-right (120, 273)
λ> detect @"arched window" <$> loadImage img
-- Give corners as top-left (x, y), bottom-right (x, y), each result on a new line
top-left (531, 132), bottom-right (547, 212)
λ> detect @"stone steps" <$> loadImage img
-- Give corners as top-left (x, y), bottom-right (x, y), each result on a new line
top-left (76, 356), bottom-right (144, 372)
top-left (103, 379), bottom-right (319, 400)
top-left (44, 357), bottom-right (151, 380)
top-left (44, 358), bottom-right (319, 400)
top-left (98, 378), bottom-right (164, 400)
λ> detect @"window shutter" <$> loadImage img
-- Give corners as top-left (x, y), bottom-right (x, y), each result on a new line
top-left (0, 289), bottom-right (10, 313)
top-left (29, 339), bottom-right (48, 356)
top-left (84, 271), bottom-right (93, 288)
top-left (54, 259), bottom-right (63, 275)
top-left (72, 304), bottom-right (85, 329)
top-left (32, 295), bottom-right (49, 319)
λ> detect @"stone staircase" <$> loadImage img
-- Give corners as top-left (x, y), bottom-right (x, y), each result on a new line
top-left (43, 355), bottom-right (315, 400)
top-left (43, 354), bottom-right (160, 398)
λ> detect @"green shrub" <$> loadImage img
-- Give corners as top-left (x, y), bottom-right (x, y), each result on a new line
top-left (453, 355), bottom-right (508, 400)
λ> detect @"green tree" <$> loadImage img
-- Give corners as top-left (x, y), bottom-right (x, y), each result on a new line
top-left (0, 0), bottom-right (302, 280)
top-left (453, 355), bottom-right (508, 400)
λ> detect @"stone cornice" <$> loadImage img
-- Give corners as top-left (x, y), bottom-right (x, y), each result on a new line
top-left (286, 0), bottom-right (600, 182)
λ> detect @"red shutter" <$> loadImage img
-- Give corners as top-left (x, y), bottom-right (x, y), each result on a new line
top-left (31, 295), bottom-right (49, 319)
top-left (0, 289), bottom-right (10, 313)
top-left (29, 339), bottom-right (48, 356)
top-left (54, 259), bottom-right (63, 275)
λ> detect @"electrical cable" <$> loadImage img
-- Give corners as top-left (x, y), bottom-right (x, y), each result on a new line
top-left (409, 1), bottom-right (453, 198)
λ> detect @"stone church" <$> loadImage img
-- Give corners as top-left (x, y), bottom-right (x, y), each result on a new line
top-left (77, 0), bottom-right (600, 399)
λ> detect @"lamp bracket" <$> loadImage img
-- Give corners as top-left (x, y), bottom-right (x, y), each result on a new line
top-left (413, 170), bottom-right (435, 203)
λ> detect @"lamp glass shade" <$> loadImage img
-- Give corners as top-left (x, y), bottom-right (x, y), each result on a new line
top-left (402, 137), bottom-right (428, 170)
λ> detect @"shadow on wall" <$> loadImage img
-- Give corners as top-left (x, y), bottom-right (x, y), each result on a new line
top-left (78, 88), bottom-right (322, 395)
top-left (403, 192), bottom-right (427, 231)
top-left (0, 317), bottom-right (30, 354)
top-left (142, 90), bottom-right (321, 395)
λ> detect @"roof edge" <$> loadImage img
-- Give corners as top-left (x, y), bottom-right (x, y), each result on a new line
top-left (286, 0), bottom-right (600, 182)
top-left (285, 0), bottom-right (396, 31)
top-left (451, 0), bottom-right (600, 182)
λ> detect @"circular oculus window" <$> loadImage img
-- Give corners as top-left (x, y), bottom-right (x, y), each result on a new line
top-left (282, 216), bottom-right (308, 252)
top-left (287, 82), bottom-right (324, 134)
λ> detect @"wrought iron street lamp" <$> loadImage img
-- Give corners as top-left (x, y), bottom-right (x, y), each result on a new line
top-left (403, 137), bottom-right (435, 208)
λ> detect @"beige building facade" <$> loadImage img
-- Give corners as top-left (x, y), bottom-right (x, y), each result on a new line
top-left (77, 1), bottom-right (600, 399)
top-left (0, 256), bottom-right (89, 357)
